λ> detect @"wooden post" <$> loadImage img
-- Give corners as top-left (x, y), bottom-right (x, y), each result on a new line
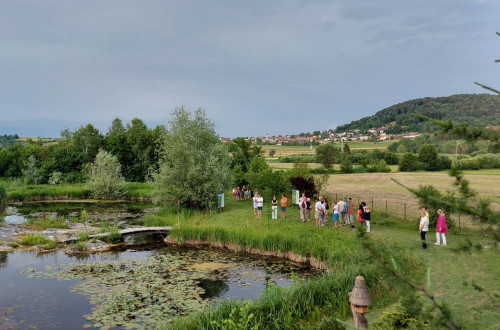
top-left (349, 276), bottom-right (371, 328)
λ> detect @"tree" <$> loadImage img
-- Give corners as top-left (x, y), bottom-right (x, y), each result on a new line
top-left (22, 155), bottom-right (42, 184)
top-left (73, 124), bottom-right (104, 164)
top-left (153, 107), bottom-right (231, 209)
top-left (399, 153), bottom-right (422, 172)
top-left (316, 143), bottom-right (340, 169)
top-left (343, 142), bottom-right (351, 154)
top-left (289, 176), bottom-right (317, 198)
top-left (269, 148), bottom-right (276, 158)
top-left (418, 144), bottom-right (441, 171)
top-left (228, 137), bottom-right (262, 172)
top-left (87, 149), bottom-right (127, 200)
top-left (340, 158), bottom-right (353, 173)
top-left (314, 173), bottom-right (330, 196)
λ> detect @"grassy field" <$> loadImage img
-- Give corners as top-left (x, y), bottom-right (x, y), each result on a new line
top-left (148, 196), bottom-right (499, 329)
top-left (261, 141), bottom-right (393, 158)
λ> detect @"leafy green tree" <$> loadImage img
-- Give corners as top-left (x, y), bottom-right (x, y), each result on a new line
top-left (153, 107), bottom-right (231, 209)
top-left (268, 148), bottom-right (276, 158)
top-left (396, 144), bottom-right (407, 154)
top-left (22, 155), bottom-right (42, 184)
top-left (228, 137), bottom-right (262, 172)
top-left (87, 149), bottom-right (127, 200)
top-left (73, 124), bottom-right (104, 164)
top-left (418, 144), bottom-right (441, 171)
top-left (316, 143), bottom-right (340, 169)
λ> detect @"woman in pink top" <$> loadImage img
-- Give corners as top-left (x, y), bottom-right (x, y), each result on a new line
top-left (435, 209), bottom-right (448, 245)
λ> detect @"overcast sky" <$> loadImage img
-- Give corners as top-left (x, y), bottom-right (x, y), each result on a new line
top-left (1, 0), bottom-right (499, 138)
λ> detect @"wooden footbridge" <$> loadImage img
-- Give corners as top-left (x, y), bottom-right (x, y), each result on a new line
top-left (62, 226), bottom-right (173, 243)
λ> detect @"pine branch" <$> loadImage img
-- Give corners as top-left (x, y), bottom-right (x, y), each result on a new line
top-left (473, 81), bottom-right (500, 95)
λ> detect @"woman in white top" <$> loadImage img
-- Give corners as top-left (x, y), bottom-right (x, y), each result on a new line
top-left (419, 210), bottom-right (429, 249)
top-left (256, 194), bottom-right (264, 218)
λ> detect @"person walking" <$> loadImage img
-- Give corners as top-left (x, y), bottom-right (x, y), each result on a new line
top-left (256, 194), bottom-right (264, 219)
top-left (299, 193), bottom-right (307, 222)
top-left (280, 194), bottom-right (287, 219)
top-left (271, 195), bottom-right (278, 219)
top-left (419, 210), bottom-right (429, 249)
top-left (435, 209), bottom-right (448, 245)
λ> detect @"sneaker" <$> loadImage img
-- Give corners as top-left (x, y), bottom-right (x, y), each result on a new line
top-left (434, 243), bottom-right (440, 245)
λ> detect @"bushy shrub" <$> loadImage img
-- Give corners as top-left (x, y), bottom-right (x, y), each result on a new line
top-left (48, 171), bottom-right (63, 185)
top-left (399, 153), bottom-right (423, 172)
top-left (340, 159), bottom-right (353, 173)
top-left (87, 149), bottom-right (127, 200)
top-left (368, 159), bottom-right (391, 173)
top-left (278, 154), bottom-right (316, 163)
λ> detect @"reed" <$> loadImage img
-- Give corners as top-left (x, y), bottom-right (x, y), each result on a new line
top-left (25, 216), bottom-right (69, 230)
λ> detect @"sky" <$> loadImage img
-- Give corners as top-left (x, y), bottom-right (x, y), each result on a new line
top-left (1, 0), bottom-right (499, 138)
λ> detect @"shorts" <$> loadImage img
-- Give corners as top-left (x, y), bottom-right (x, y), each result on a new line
top-left (333, 214), bottom-right (339, 222)
top-left (281, 206), bottom-right (286, 212)
top-left (315, 211), bottom-right (321, 220)
top-left (258, 206), bottom-right (263, 211)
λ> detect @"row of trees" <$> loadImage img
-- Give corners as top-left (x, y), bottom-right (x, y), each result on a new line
top-left (0, 118), bottom-right (163, 184)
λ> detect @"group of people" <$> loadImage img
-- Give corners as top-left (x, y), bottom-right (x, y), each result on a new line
top-left (298, 193), bottom-right (371, 231)
top-left (232, 186), bottom-right (250, 202)
top-left (419, 207), bottom-right (448, 249)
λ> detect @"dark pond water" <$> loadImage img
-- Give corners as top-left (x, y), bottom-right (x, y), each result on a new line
top-left (4, 201), bottom-right (156, 227)
top-left (0, 240), bottom-right (319, 329)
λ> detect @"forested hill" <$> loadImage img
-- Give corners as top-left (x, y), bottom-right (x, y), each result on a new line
top-left (335, 94), bottom-right (500, 134)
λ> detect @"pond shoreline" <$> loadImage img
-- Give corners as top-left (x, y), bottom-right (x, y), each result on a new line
top-left (163, 236), bottom-right (328, 270)
top-left (8, 196), bottom-right (153, 203)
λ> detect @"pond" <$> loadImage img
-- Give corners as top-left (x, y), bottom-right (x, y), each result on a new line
top-left (0, 243), bottom-right (319, 329)
top-left (0, 202), bottom-right (320, 328)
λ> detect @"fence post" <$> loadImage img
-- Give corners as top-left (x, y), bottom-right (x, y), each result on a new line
top-left (458, 213), bottom-right (461, 230)
top-left (385, 201), bottom-right (388, 215)
top-left (404, 204), bottom-right (406, 220)
top-left (371, 197), bottom-right (374, 210)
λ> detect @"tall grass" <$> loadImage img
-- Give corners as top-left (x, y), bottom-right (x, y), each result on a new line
top-left (5, 182), bottom-right (154, 201)
top-left (25, 216), bottom-right (69, 230)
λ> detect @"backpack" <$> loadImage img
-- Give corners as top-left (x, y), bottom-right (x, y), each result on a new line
top-left (361, 211), bottom-right (366, 220)
top-left (338, 201), bottom-right (345, 213)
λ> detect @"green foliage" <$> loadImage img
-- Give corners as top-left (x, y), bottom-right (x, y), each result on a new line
top-left (278, 154), bottom-right (316, 163)
top-left (372, 303), bottom-right (426, 329)
top-left (0, 185), bottom-right (6, 213)
top-left (87, 149), bottom-right (127, 200)
top-left (399, 153), bottom-right (423, 172)
top-left (315, 143), bottom-right (340, 169)
top-left (22, 155), bottom-right (42, 184)
top-left (339, 158), bottom-right (353, 173)
top-left (211, 302), bottom-right (259, 330)
top-left (153, 107), bottom-right (231, 209)
top-left (48, 171), bottom-right (63, 185)
top-left (268, 148), bottom-right (276, 158)
top-left (368, 159), bottom-right (391, 173)
top-left (25, 216), bottom-right (69, 230)
top-left (18, 234), bottom-right (51, 246)
top-left (418, 144), bottom-right (441, 171)
top-left (228, 137), bottom-right (262, 172)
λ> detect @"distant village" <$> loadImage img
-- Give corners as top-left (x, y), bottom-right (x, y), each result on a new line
top-left (220, 126), bottom-right (420, 145)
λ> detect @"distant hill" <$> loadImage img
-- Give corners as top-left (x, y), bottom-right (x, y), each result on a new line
top-left (335, 94), bottom-right (500, 134)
